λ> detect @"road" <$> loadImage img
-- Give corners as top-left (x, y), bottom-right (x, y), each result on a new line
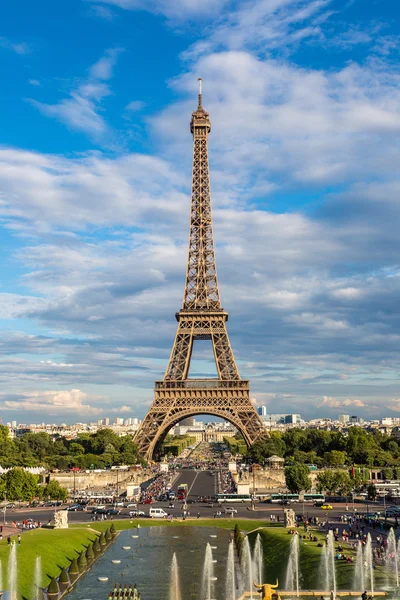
top-left (3, 467), bottom-right (380, 524)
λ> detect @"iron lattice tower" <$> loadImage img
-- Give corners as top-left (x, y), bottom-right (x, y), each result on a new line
top-left (134, 80), bottom-right (265, 460)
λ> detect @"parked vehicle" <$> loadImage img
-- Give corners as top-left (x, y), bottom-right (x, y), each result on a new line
top-left (129, 510), bottom-right (145, 517)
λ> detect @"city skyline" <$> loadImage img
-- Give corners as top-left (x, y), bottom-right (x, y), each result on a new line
top-left (1, 1), bottom-right (400, 423)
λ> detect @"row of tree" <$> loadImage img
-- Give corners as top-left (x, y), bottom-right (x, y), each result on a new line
top-left (0, 425), bottom-right (141, 470)
top-left (161, 435), bottom-right (196, 456)
top-left (246, 427), bottom-right (400, 468)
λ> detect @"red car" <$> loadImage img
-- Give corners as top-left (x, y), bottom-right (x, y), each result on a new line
top-left (143, 499), bottom-right (153, 504)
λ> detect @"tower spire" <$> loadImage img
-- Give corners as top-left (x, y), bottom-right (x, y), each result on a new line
top-left (198, 77), bottom-right (202, 108)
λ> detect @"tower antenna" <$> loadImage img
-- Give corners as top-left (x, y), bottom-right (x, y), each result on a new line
top-left (198, 77), bottom-right (202, 108)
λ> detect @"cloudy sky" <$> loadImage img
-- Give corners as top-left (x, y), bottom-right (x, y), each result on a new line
top-left (1, 0), bottom-right (400, 424)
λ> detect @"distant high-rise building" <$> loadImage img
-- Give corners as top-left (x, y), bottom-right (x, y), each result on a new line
top-left (259, 413), bottom-right (301, 425)
top-left (114, 418), bottom-right (124, 425)
top-left (349, 415), bottom-right (360, 424)
top-left (102, 417), bottom-right (110, 426)
top-left (339, 415), bottom-right (350, 424)
top-left (11, 420), bottom-right (17, 428)
top-left (257, 406), bottom-right (267, 416)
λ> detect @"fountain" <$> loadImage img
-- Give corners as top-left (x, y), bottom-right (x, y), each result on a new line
top-left (226, 541), bottom-right (236, 600)
top-left (170, 553), bottom-right (181, 600)
top-left (202, 543), bottom-right (215, 600)
top-left (318, 544), bottom-right (329, 591)
top-left (34, 556), bottom-right (42, 600)
top-left (354, 542), bottom-right (365, 592)
top-left (242, 536), bottom-right (254, 600)
top-left (253, 534), bottom-right (263, 589)
top-left (285, 534), bottom-right (299, 596)
top-left (385, 528), bottom-right (399, 589)
top-left (364, 534), bottom-right (374, 597)
top-left (8, 542), bottom-right (17, 600)
top-left (326, 530), bottom-right (337, 595)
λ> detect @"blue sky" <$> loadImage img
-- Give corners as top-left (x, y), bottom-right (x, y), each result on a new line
top-left (1, 0), bottom-right (400, 424)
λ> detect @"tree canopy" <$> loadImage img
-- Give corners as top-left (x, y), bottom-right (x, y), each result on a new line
top-left (0, 425), bottom-right (141, 470)
top-left (246, 426), bottom-right (400, 469)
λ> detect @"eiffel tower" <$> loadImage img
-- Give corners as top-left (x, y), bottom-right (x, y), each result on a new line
top-left (134, 80), bottom-right (265, 460)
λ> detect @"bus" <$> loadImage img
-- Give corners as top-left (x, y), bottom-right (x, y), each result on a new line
top-left (177, 484), bottom-right (188, 500)
top-left (217, 494), bottom-right (252, 503)
top-left (304, 493), bottom-right (325, 503)
top-left (269, 493), bottom-right (300, 503)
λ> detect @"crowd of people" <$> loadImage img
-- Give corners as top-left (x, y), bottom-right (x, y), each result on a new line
top-left (140, 473), bottom-right (173, 503)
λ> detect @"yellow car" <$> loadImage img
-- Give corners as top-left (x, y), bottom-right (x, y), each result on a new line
top-left (321, 504), bottom-right (333, 510)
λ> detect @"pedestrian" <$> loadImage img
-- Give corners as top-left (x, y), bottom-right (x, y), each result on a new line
top-left (7, 536), bottom-right (11, 545)
top-left (18, 534), bottom-right (21, 544)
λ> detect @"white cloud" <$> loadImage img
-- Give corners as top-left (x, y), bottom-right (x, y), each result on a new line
top-left (0, 37), bottom-right (30, 55)
top-left (28, 79), bottom-right (41, 87)
top-left (89, 0), bottom-right (228, 20)
top-left (28, 49), bottom-right (122, 137)
top-left (318, 396), bottom-right (366, 409)
top-left (125, 100), bottom-right (146, 111)
top-left (0, 389), bottom-right (102, 415)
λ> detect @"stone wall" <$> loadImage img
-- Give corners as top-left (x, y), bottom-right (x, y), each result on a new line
top-left (235, 467), bottom-right (321, 492)
top-left (50, 469), bottom-right (149, 491)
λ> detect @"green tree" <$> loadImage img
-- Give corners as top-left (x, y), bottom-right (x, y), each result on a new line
top-left (43, 479), bottom-right (68, 501)
top-left (324, 450), bottom-right (348, 467)
top-left (367, 483), bottom-right (377, 500)
top-left (285, 464), bottom-right (311, 493)
top-left (0, 467), bottom-right (39, 501)
top-left (69, 443), bottom-right (85, 456)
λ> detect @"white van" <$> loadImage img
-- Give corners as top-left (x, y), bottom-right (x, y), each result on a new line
top-left (149, 507), bottom-right (168, 519)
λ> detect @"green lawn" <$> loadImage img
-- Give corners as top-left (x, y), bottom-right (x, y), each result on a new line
top-left (0, 527), bottom-right (100, 600)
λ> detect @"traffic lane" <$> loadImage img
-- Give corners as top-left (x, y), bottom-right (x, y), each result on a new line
top-left (6, 500), bottom-right (363, 524)
top-left (171, 469), bottom-right (200, 494)
top-left (188, 470), bottom-right (218, 499)
top-left (3, 503), bottom-right (356, 524)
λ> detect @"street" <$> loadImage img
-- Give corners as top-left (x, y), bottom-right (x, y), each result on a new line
top-left (3, 468), bottom-right (389, 525)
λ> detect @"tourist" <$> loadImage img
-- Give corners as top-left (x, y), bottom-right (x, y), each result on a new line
top-left (17, 534), bottom-right (21, 544)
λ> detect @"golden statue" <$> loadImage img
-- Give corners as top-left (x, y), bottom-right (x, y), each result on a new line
top-left (253, 579), bottom-right (280, 600)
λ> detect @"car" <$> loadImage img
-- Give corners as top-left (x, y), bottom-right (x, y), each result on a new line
top-left (107, 509), bottom-right (121, 516)
top-left (224, 507), bottom-right (238, 515)
top-left (95, 504), bottom-right (106, 510)
top-left (92, 508), bottom-right (108, 515)
top-left (126, 503), bottom-right (138, 508)
top-left (129, 510), bottom-right (145, 517)
top-left (365, 513), bottom-right (379, 520)
top-left (5, 503), bottom-right (15, 509)
top-left (67, 505), bottom-right (80, 511)
top-left (321, 504), bottom-right (333, 510)
top-left (385, 509), bottom-right (400, 518)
